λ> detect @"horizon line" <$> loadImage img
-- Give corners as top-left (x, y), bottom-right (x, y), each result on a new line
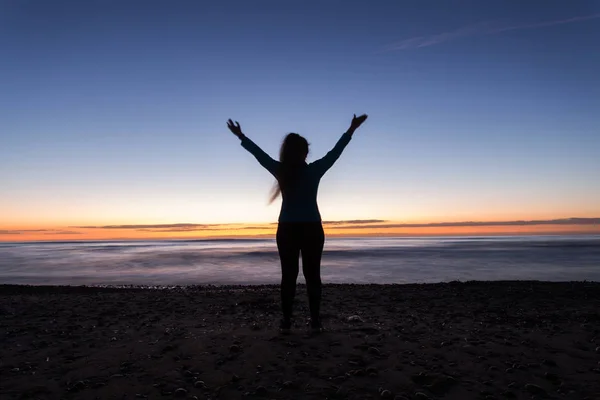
top-left (1, 217), bottom-right (599, 237)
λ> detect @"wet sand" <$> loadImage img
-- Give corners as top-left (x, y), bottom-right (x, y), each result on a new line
top-left (1, 281), bottom-right (599, 399)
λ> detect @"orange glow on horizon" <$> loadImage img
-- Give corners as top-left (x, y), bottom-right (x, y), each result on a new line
top-left (1, 220), bottom-right (599, 242)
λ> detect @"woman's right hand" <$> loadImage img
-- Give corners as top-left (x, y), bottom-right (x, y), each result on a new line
top-left (349, 114), bottom-right (368, 132)
top-left (227, 119), bottom-right (244, 139)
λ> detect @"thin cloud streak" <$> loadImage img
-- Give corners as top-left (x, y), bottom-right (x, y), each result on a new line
top-left (384, 13), bottom-right (600, 51)
top-left (330, 218), bottom-right (600, 230)
top-left (266, 220), bottom-right (386, 226)
top-left (137, 227), bottom-right (224, 233)
top-left (74, 223), bottom-right (221, 230)
top-left (323, 219), bottom-right (386, 225)
top-left (265, 220), bottom-right (385, 226)
top-left (0, 229), bottom-right (81, 235)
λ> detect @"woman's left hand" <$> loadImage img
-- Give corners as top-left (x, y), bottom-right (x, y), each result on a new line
top-left (349, 114), bottom-right (368, 132)
top-left (227, 119), bottom-right (244, 138)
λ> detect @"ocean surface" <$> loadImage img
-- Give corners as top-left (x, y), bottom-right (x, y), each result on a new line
top-left (1, 235), bottom-right (599, 286)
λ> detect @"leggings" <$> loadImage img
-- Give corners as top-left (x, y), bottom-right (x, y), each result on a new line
top-left (276, 221), bottom-right (325, 321)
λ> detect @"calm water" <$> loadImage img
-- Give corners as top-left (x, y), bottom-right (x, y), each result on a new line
top-left (0, 235), bottom-right (599, 286)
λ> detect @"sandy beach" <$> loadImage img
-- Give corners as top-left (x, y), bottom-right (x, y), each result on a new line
top-left (1, 281), bottom-right (599, 399)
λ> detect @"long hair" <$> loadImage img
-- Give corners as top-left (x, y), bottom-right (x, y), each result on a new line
top-left (269, 133), bottom-right (309, 204)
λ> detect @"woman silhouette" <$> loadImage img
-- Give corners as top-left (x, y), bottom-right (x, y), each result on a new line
top-left (227, 114), bottom-right (368, 334)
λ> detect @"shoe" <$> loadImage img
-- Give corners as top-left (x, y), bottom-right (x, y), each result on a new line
top-left (279, 318), bottom-right (292, 335)
top-left (309, 318), bottom-right (324, 334)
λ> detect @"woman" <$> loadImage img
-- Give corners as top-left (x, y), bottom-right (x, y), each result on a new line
top-left (226, 114), bottom-right (368, 334)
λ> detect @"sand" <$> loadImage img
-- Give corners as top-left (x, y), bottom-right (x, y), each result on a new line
top-left (1, 281), bottom-right (600, 400)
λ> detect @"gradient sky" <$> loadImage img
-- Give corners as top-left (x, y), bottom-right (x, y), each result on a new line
top-left (1, 0), bottom-right (599, 240)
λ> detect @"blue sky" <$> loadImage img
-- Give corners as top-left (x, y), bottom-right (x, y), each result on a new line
top-left (1, 0), bottom-right (599, 229)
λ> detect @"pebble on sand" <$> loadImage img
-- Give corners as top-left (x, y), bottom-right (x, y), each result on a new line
top-left (368, 347), bottom-right (381, 355)
top-left (347, 315), bottom-right (364, 323)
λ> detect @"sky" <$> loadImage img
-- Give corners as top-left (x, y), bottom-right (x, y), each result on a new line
top-left (1, 0), bottom-right (599, 240)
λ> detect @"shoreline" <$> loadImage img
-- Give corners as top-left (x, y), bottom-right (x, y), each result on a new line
top-left (2, 279), bottom-right (599, 291)
top-left (2, 281), bottom-right (600, 399)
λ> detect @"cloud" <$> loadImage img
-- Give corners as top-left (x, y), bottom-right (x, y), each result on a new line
top-left (383, 13), bottom-right (600, 51)
top-left (74, 222), bottom-right (281, 233)
top-left (323, 219), bottom-right (386, 225)
top-left (137, 227), bottom-right (225, 233)
top-left (0, 229), bottom-right (81, 235)
top-left (73, 223), bottom-right (220, 230)
top-left (72, 223), bottom-right (236, 233)
top-left (265, 219), bottom-right (385, 226)
top-left (329, 218), bottom-right (600, 230)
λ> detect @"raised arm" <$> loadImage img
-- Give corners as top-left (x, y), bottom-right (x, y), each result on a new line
top-left (227, 119), bottom-right (278, 176)
top-left (312, 114), bottom-right (368, 176)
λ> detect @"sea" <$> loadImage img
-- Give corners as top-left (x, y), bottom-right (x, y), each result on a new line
top-left (1, 235), bottom-right (599, 286)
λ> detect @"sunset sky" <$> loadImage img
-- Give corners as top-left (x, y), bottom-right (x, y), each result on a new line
top-left (1, 0), bottom-right (599, 241)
